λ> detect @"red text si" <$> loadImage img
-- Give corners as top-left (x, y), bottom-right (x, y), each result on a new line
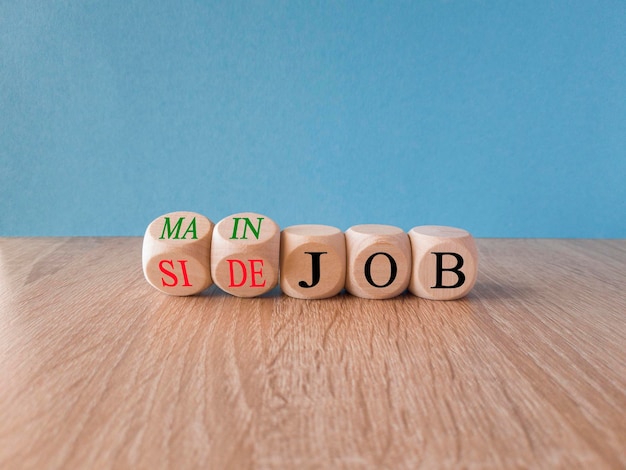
top-left (159, 259), bottom-right (192, 287)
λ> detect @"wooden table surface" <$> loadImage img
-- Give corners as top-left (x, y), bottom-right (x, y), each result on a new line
top-left (0, 238), bottom-right (625, 469)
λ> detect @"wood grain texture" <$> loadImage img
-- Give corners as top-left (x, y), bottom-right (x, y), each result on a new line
top-left (0, 237), bottom-right (625, 469)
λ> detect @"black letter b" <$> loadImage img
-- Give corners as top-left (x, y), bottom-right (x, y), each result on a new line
top-left (431, 252), bottom-right (465, 289)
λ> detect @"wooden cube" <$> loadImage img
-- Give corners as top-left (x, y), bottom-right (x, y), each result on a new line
top-left (211, 212), bottom-right (280, 297)
top-left (408, 225), bottom-right (478, 300)
top-left (345, 224), bottom-right (411, 299)
top-left (142, 211), bottom-right (214, 296)
top-left (280, 224), bottom-right (346, 299)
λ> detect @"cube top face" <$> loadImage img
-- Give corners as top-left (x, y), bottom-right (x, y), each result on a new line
top-left (282, 224), bottom-right (342, 238)
top-left (345, 224), bottom-right (411, 299)
top-left (409, 225), bottom-right (470, 239)
top-left (211, 212), bottom-right (280, 297)
top-left (408, 225), bottom-right (478, 301)
top-left (142, 211), bottom-right (214, 296)
top-left (280, 224), bottom-right (346, 299)
top-left (214, 212), bottom-right (280, 247)
top-left (347, 224), bottom-right (405, 237)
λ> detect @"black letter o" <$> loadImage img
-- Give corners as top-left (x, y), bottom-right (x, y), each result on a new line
top-left (364, 252), bottom-right (397, 288)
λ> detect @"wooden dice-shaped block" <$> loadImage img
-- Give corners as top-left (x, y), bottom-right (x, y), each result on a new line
top-left (408, 225), bottom-right (478, 300)
top-left (280, 224), bottom-right (346, 299)
top-left (211, 212), bottom-right (280, 297)
top-left (345, 224), bottom-right (411, 299)
top-left (142, 211), bottom-right (214, 296)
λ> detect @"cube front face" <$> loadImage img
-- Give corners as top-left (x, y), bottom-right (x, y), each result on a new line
top-left (142, 211), bottom-right (214, 296)
top-left (210, 212), bottom-right (280, 297)
top-left (345, 225), bottom-right (412, 299)
top-left (408, 226), bottom-right (478, 300)
top-left (280, 225), bottom-right (346, 299)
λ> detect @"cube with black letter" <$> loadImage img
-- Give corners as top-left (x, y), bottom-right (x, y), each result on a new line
top-left (408, 225), bottom-right (478, 300)
top-left (280, 224), bottom-right (346, 299)
top-left (345, 224), bottom-right (411, 299)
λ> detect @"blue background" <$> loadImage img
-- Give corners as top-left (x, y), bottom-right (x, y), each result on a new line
top-left (2, 1), bottom-right (625, 237)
